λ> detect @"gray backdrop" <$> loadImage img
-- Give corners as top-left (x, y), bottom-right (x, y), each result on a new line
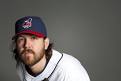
top-left (0, 0), bottom-right (121, 81)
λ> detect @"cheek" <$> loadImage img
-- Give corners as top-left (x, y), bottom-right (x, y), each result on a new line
top-left (16, 43), bottom-right (24, 53)
top-left (17, 47), bottom-right (23, 54)
top-left (33, 43), bottom-right (45, 53)
top-left (17, 41), bottom-right (24, 48)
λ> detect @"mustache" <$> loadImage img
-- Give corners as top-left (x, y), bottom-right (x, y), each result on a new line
top-left (21, 49), bottom-right (35, 55)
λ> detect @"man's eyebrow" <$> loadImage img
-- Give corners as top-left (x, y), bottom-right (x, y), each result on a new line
top-left (31, 34), bottom-right (37, 37)
top-left (17, 35), bottom-right (24, 38)
top-left (16, 35), bottom-right (26, 39)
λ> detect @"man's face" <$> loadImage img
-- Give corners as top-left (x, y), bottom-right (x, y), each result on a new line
top-left (16, 34), bottom-right (48, 66)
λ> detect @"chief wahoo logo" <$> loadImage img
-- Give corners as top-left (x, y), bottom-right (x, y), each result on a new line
top-left (22, 18), bottom-right (32, 28)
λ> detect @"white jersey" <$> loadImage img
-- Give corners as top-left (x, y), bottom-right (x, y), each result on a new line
top-left (16, 49), bottom-right (90, 81)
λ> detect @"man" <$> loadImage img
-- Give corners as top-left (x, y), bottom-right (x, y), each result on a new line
top-left (12, 16), bottom-right (90, 81)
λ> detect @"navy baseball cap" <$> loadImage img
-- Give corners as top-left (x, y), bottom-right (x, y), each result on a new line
top-left (12, 16), bottom-right (47, 39)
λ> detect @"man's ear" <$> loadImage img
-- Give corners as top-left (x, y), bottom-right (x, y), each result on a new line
top-left (44, 38), bottom-right (50, 50)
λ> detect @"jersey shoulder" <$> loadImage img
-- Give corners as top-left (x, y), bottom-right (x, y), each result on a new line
top-left (58, 53), bottom-right (82, 70)
top-left (54, 53), bottom-right (90, 81)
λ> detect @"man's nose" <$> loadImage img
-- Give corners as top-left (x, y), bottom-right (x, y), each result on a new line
top-left (24, 38), bottom-right (31, 49)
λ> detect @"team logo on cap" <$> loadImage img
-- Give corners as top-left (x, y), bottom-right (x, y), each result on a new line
top-left (22, 18), bottom-right (32, 28)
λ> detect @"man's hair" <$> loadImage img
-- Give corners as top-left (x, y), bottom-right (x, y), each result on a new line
top-left (11, 37), bottom-right (53, 65)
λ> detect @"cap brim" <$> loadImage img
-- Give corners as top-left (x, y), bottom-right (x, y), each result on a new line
top-left (12, 30), bottom-right (45, 40)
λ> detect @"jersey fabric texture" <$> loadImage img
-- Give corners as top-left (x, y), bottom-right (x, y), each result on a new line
top-left (16, 49), bottom-right (90, 81)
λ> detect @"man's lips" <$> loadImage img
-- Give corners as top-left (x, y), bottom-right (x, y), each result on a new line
top-left (23, 52), bottom-right (33, 56)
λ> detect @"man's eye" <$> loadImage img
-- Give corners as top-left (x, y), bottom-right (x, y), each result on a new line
top-left (17, 37), bottom-right (24, 42)
top-left (31, 35), bottom-right (37, 39)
